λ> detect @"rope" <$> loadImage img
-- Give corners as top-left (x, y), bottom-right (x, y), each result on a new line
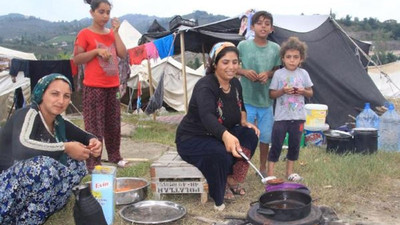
top-left (331, 17), bottom-right (400, 93)
top-left (69, 101), bottom-right (83, 117)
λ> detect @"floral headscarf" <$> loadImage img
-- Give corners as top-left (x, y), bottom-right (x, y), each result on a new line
top-left (209, 42), bottom-right (236, 63)
top-left (32, 73), bottom-right (72, 164)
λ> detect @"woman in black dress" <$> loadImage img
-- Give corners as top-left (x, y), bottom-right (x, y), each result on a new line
top-left (176, 42), bottom-right (259, 211)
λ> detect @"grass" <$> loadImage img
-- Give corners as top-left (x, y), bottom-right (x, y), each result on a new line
top-left (45, 112), bottom-right (400, 224)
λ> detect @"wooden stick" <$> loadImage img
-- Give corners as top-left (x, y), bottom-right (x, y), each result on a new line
top-left (124, 158), bottom-right (149, 162)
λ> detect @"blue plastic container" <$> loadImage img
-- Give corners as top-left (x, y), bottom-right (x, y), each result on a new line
top-left (378, 103), bottom-right (400, 151)
top-left (356, 103), bottom-right (379, 129)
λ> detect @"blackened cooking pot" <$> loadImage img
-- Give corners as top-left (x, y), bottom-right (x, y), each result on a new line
top-left (256, 190), bottom-right (312, 221)
top-left (324, 130), bottom-right (354, 154)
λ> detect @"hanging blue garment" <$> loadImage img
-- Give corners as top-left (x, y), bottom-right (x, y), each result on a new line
top-left (153, 34), bottom-right (174, 59)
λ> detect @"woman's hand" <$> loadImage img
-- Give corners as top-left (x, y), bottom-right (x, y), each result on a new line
top-left (242, 121), bottom-right (260, 137)
top-left (64, 142), bottom-right (91, 161)
top-left (97, 48), bottom-right (111, 61)
top-left (111, 17), bottom-right (121, 33)
top-left (87, 138), bottom-right (102, 157)
top-left (222, 131), bottom-right (242, 158)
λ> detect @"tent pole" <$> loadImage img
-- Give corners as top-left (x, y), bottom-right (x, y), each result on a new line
top-left (180, 31), bottom-right (188, 113)
top-left (147, 59), bottom-right (156, 121)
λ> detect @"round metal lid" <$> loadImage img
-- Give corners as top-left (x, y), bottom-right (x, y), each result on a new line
top-left (119, 200), bottom-right (186, 224)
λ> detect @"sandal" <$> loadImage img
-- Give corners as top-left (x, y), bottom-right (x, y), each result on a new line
top-left (288, 173), bottom-right (303, 182)
top-left (224, 185), bottom-right (235, 201)
top-left (229, 184), bottom-right (246, 196)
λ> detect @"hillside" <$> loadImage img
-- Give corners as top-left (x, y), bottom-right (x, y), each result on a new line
top-left (0, 12), bottom-right (399, 61)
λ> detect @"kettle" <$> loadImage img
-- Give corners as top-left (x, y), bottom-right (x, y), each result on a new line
top-left (73, 183), bottom-right (108, 225)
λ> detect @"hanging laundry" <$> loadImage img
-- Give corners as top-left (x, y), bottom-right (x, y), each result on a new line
top-left (11, 59), bottom-right (75, 92)
top-left (153, 34), bottom-right (174, 59)
top-left (10, 58), bottom-right (29, 109)
top-left (144, 42), bottom-right (159, 60)
top-left (9, 58), bottom-right (29, 77)
top-left (27, 60), bottom-right (75, 91)
top-left (136, 79), bottom-right (142, 113)
top-left (128, 45), bottom-right (147, 65)
top-left (145, 72), bottom-right (165, 115)
top-left (118, 54), bottom-right (131, 97)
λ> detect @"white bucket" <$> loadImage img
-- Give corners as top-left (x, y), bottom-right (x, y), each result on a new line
top-left (305, 104), bottom-right (328, 127)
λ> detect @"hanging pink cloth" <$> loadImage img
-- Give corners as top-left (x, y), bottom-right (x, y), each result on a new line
top-left (144, 42), bottom-right (159, 60)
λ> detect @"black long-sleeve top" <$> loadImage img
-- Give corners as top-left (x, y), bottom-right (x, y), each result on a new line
top-left (0, 105), bottom-right (96, 172)
top-left (176, 74), bottom-right (245, 143)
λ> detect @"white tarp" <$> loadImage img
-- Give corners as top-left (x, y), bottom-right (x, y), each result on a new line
top-left (0, 46), bottom-right (36, 60)
top-left (0, 46), bottom-right (36, 121)
top-left (368, 61), bottom-right (400, 98)
top-left (0, 71), bottom-right (30, 96)
top-left (127, 57), bottom-right (204, 111)
top-left (119, 20), bottom-right (142, 49)
top-left (0, 46), bottom-right (36, 96)
top-left (273, 14), bottom-right (329, 33)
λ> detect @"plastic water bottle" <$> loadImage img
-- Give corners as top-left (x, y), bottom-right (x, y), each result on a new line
top-left (355, 103), bottom-right (379, 129)
top-left (378, 103), bottom-right (400, 151)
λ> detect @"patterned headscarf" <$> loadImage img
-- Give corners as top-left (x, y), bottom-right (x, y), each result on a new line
top-left (209, 42), bottom-right (236, 63)
top-left (31, 73), bottom-right (72, 165)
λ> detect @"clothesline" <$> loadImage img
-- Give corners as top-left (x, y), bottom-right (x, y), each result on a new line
top-left (127, 33), bottom-right (176, 66)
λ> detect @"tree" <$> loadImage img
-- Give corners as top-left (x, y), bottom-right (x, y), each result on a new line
top-left (343, 15), bottom-right (352, 26)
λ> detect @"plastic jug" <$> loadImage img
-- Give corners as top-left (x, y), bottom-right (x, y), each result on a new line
top-left (378, 103), bottom-right (400, 151)
top-left (73, 184), bottom-right (108, 225)
top-left (355, 103), bottom-right (379, 129)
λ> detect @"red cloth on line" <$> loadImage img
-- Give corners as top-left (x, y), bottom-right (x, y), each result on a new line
top-left (128, 45), bottom-right (147, 65)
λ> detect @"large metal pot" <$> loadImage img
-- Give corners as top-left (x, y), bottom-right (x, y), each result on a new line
top-left (324, 129), bottom-right (354, 154)
top-left (115, 177), bottom-right (149, 205)
top-left (256, 190), bottom-right (312, 221)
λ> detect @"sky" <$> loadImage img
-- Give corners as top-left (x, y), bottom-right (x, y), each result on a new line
top-left (0, 0), bottom-right (399, 23)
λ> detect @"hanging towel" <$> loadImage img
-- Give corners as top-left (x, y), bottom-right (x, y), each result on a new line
top-left (128, 45), bottom-right (147, 65)
top-left (153, 34), bottom-right (174, 59)
top-left (145, 73), bottom-right (165, 115)
top-left (9, 58), bottom-right (29, 76)
top-left (144, 42), bottom-right (159, 60)
top-left (27, 60), bottom-right (75, 91)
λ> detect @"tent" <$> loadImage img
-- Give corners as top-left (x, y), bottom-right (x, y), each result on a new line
top-left (140, 14), bottom-right (386, 128)
top-left (0, 46), bottom-right (36, 121)
top-left (368, 61), bottom-right (400, 98)
top-left (119, 20), bottom-right (142, 50)
top-left (127, 57), bottom-right (204, 112)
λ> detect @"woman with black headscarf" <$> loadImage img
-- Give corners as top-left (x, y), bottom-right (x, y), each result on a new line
top-left (0, 73), bottom-right (102, 224)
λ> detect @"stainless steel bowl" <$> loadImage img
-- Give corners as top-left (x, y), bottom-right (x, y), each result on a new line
top-left (115, 177), bottom-right (149, 205)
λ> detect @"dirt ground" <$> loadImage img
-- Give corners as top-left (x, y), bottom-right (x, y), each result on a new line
top-left (101, 120), bottom-right (400, 225)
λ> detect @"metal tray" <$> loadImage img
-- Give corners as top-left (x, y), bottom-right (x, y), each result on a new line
top-left (119, 200), bottom-right (186, 224)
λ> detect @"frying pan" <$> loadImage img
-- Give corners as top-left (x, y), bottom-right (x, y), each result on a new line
top-left (256, 190), bottom-right (312, 221)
